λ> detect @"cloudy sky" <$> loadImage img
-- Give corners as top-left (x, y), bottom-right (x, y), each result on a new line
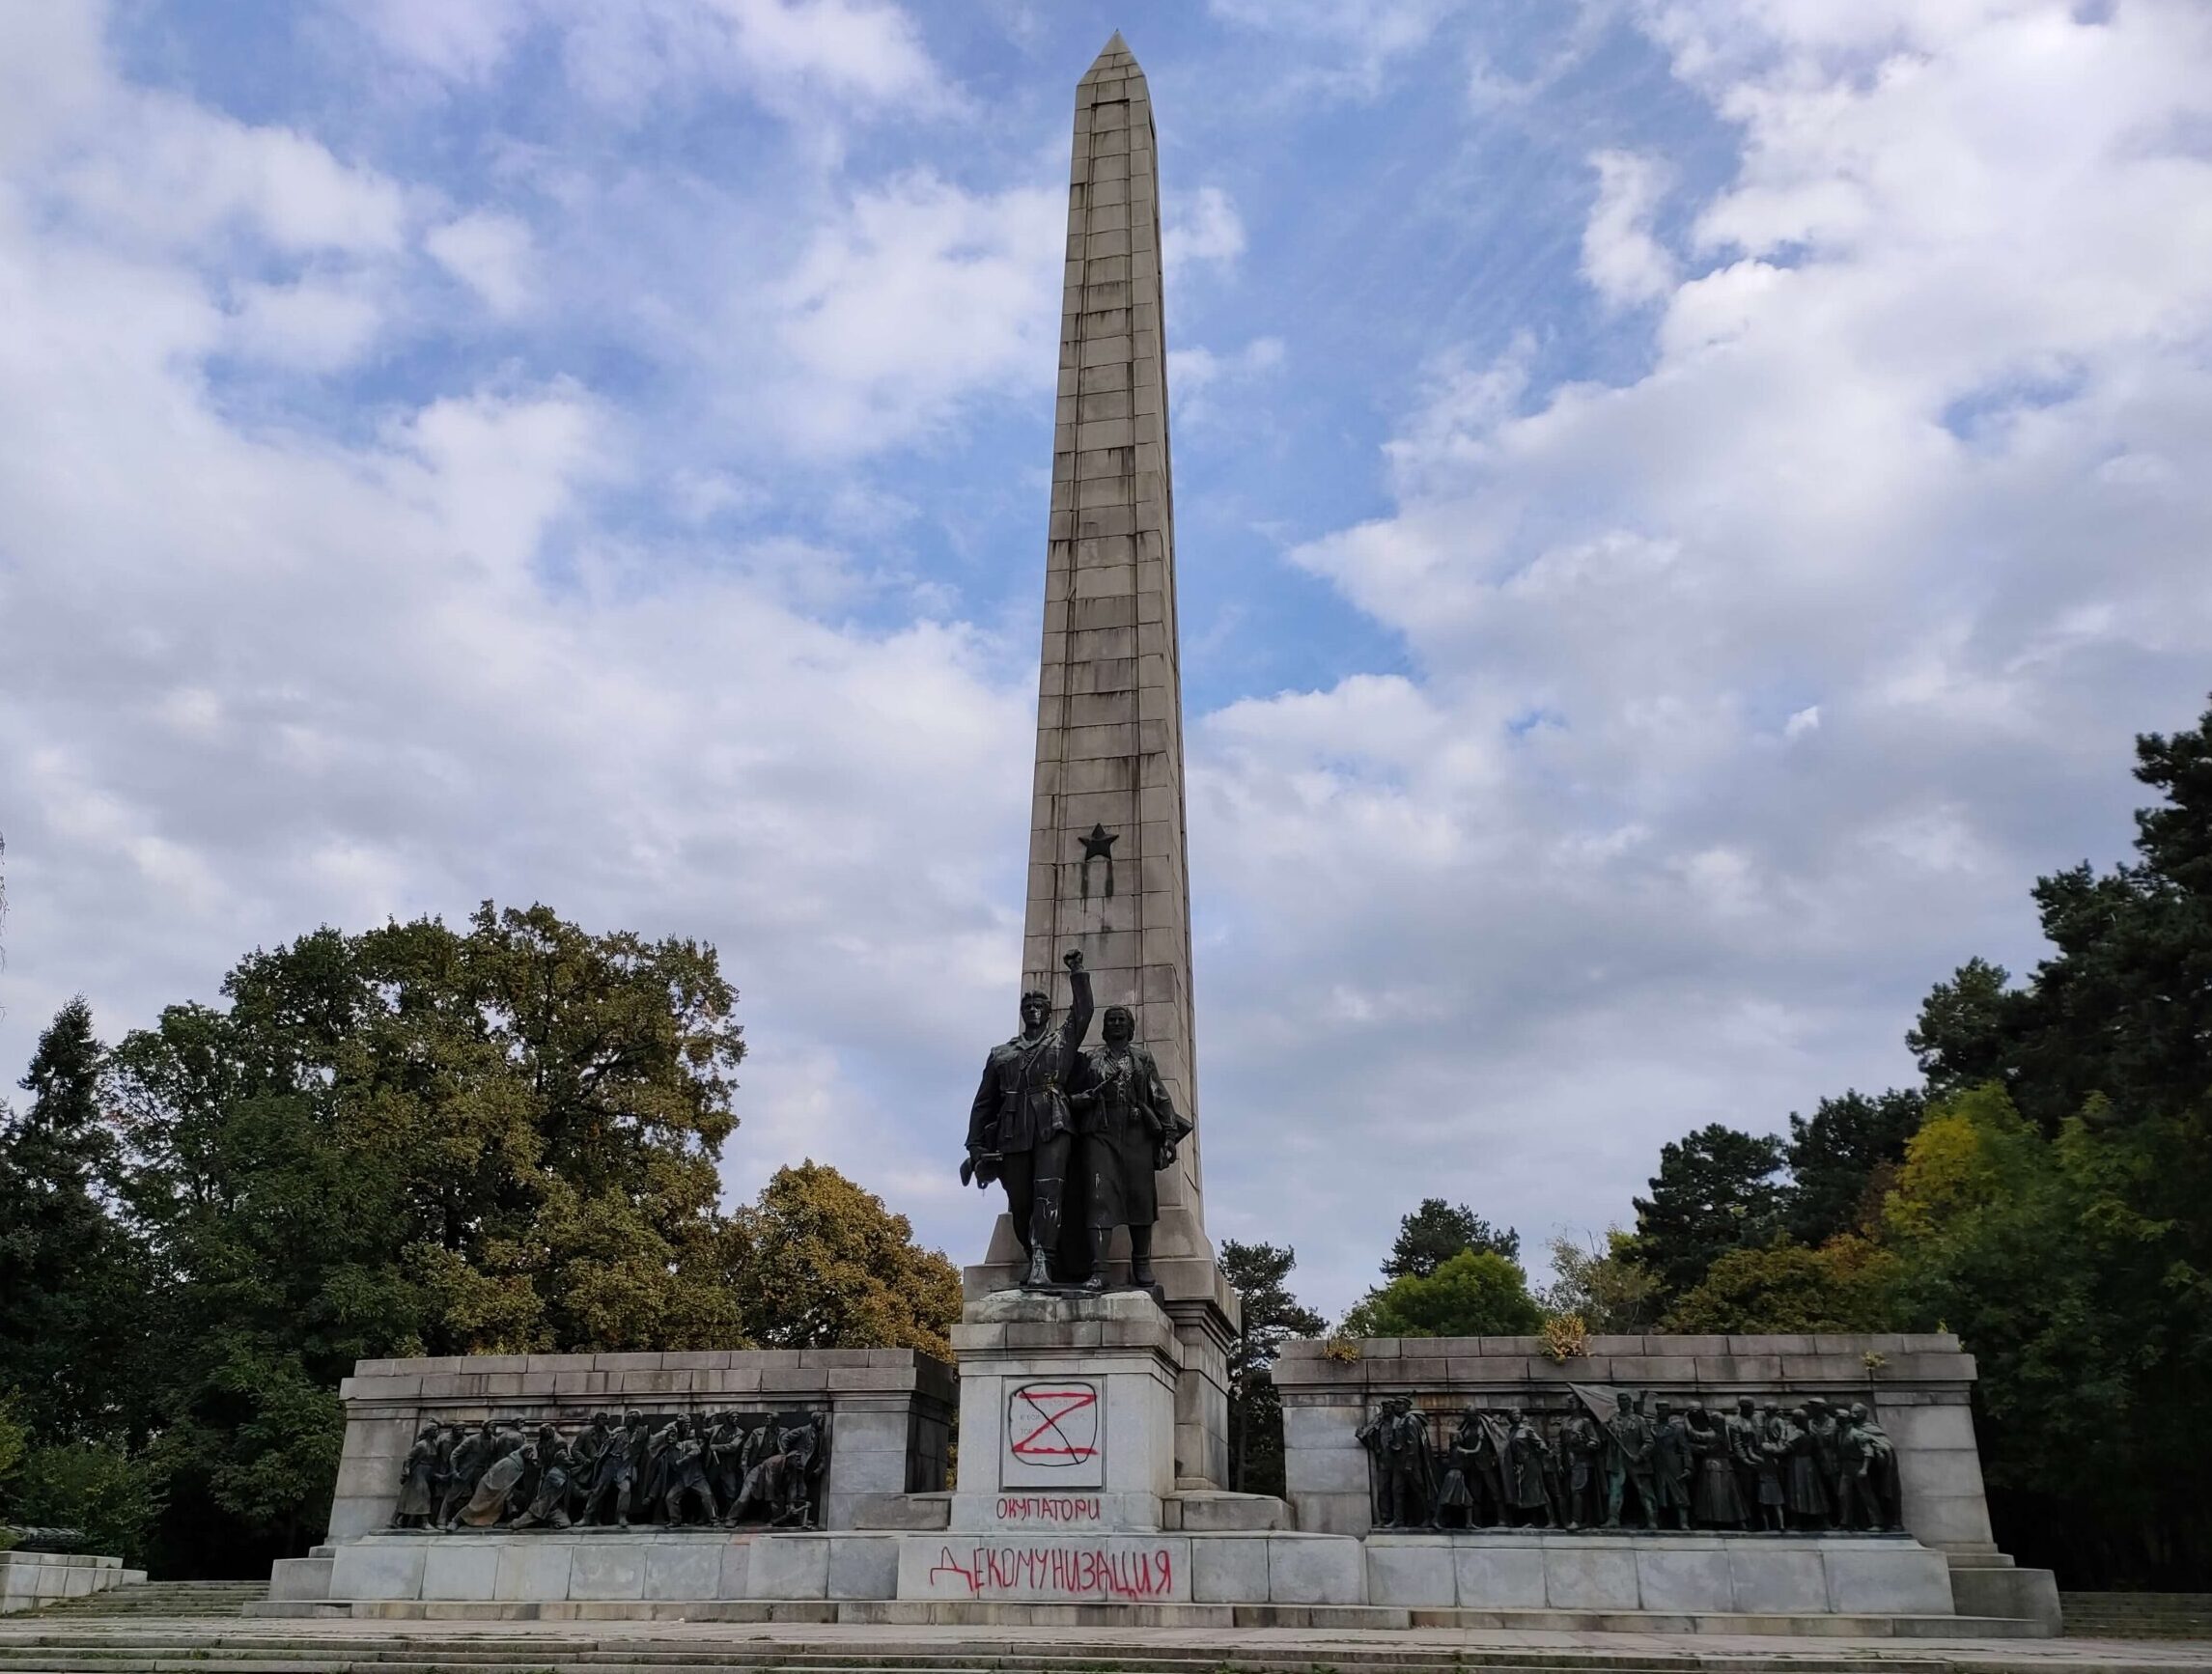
top-left (3, 0), bottom-right (2208, 1317)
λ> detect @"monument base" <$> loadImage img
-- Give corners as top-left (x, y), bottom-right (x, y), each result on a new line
top-left (257, 1526), bottom-right (2048, 1634)
top-left (945, 1289), bottom-right (1183, 1533)
top-left (0, 1551), bottom-right (145, 1613)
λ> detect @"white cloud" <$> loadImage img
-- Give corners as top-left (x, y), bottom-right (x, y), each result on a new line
top-left (426, 209), bottom-right (536, 317)
top-left (0, 9), bottom-right (1033, 1253)
top-left (9, 0), bottom-right (2212, 1322)
top-left (1164, 184), bottom-right (1246, 274)
top-left (364, 0), bottom-right (949, 119)
top-left (1207, 0), bottom-right (1470, 99)
top-left (1582, 150), bottom-right (1675, 308)
top-left (1189, 0), bottom-right (2212, 1306)
top-left (1168, 336), bottom-right (1285, 425)
top-left (771, 170), bottom-right (1063, 453)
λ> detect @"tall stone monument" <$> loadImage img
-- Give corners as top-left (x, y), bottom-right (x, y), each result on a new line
top-left (966, 32), bottom-right (1239, 1491)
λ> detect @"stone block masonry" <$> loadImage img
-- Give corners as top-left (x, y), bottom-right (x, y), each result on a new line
top-left (323, 1349), bottom-right (953, 1539)
top-left (968, 24), bottom-right (1241, 1499)
top-left (0, 1552), bottom-right (144, 1614)
top-left (1272, 1330), bottom-right (2002, 1555)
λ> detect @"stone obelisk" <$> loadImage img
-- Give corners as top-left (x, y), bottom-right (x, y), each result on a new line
top-left (967, 32), bottom-right (1238, 1489)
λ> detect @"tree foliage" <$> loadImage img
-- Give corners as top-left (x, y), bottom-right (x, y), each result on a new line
top-left (1344, 1248), bottom-right (1544, 1339)
top-left (1218, 1240), bottom-right (1327, 1496)
top-left (0, 999), bottom-right (147, 1444)
top-left (1617, 696), bottom-right (2212, 1585)
top-left (1782, 1088), bottom-right (1924, 1245)
top-left (1382, 1198), bottom-right (1521, 1277)
top-left (1536, 1229), bottom-right (1661, 1332)
top-left (1662, 1235), bottom-right (1900, 1333)
top-left (727, 1162), bottom-right (961, 1360)
top-left (1, 901), bottom-right (958, 1578)
top-left (1628, 1124), bottom-right (1785, 1301)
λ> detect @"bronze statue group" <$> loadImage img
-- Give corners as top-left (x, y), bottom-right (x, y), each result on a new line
top-left (386, 1410), bottom-right (828, 1533)
top-left (1358, 1392), bottom-right (1903, 1534)
top-left (965, 950), bottom-right (1193, 1291)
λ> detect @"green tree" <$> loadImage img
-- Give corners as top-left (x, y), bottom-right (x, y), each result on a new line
top-left (726, 1162), bottom-right (962, 1361)
top-left (106, 902), bottom-right (748, 1574)
top-left (1536, 1228), bottom-right (1661, 1332)
top-left (1382, 1197), bottom-right (1520, 1277)
top-left (0, 1000), bottom-right (147, 1443)
top-left (1218, 1240), bottom-right (1327, 1495)
top-left (10, 1439), bottom-right (163, 1566)
top-left (1781, 1087), bottom-right (1925, 1245)
top-left (1877, 1084), bottom-right (2154, 1578)
top-left (1662, 1236), bottom-right (1900, 1333)
top-left (1344, 1249), bottom-right (1544, 1339)
top-left (1905, 957), bottom-right (2015, 1100)
top-left (1629, 1123), bottom-right (1784, 1301)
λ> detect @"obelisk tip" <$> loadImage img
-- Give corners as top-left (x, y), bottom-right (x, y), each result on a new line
top-left (1081, 31), bottom-right (1137, 79)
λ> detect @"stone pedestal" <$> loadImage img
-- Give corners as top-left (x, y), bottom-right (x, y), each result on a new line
top-left (0, 1551), bottom-right (144, 1613)
top-left (946, 1290), bottom-right (1181, 1534)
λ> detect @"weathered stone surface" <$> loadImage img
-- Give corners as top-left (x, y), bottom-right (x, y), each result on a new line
top-left (1255, 1535), bottom-right (1360, 1605)
top-left (0, 1552), bottom-right (139, 1615)
top-left (644, 1542), bottom-right (722, 1602)
top-left (1454, 1540), bottom-right (1548, 1608)
top-left (1729, 1543), bottom-right (1828, 1613)
top-left (1365, 1537), bottom-right (1455, 1607)
top-left (962, 34), bottom-right (1236, 1488)
top-left (567, 1544), bottom-right (645, 1602)
top-left (314, 1346), bottom-right (953, 1540)
top-left (1823, 1542), bottom-right (1954, 1615)
top-left (1546, 1544), bottom-right (1639, 1610)
top-left (896, 1532), bottom-right (1191, 1604)
top-left (1173, 1491), bottom-right (1289, 1532)
top-left (1636, 1544), bottom-right (1733, 1612)
top-left (328, 1542), bottom-right (423, 1603)
top-left (852, 1493), bottom-right (951, 1531)
top-left (748, 1535), bottom-right (832, 1601)
top-left (266, 1555), bottom-right (334, 1603)
top-left (421, 1543), bottom-right (501, 1601)
top-left (492, 1542), bottom-right (571, 1602)
top-left (1173, 1539), bottom-right (1255, 1605)
top-left (826, 1536), bottom-right (899, 1602)
top-left (1272, 1329), bottom-right (2002, 1560)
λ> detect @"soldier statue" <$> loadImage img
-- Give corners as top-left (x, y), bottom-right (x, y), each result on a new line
top-left (1559, 1408), bottom-right (1605, 1529)
top-left (1847, 1401), bottom-right (1903, 1530)
top-left (966, 949), bottom-right (1093, 1287)
top-left (390, 1423), bottom-right (442, 1528)
top-left (1356, 1395), bottom-right (1435, 1529)
top-left (436, 1419), bottom-right (495, 1528)
top-left (1067, 1004), bottom-right (1192, 1291)
top-left (1603, 1391), bottom-right (1657, 1529)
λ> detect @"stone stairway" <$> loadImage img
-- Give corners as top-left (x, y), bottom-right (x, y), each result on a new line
top-left (2062, 1593), bottom-right (2212, 1640)
top-left (26, 1579), bottom-right (266, 1619)
top-left (0, 1623), bottom-right (2194, 1674)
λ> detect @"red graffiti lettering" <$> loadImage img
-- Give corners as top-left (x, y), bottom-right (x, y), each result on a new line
top-left (929, 1543), bottom-right (1176, 1602)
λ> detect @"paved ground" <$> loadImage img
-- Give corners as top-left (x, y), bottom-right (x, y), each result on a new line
top-left (2, 1614), bottom-right (2210, 1673)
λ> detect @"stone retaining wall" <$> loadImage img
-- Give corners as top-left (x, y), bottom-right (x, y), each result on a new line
top-left (328, 1349), bottom-right (955, 1538)
top-left (0, 1551), bottom-right (143, 1613)
top-left (1272, 1331), bottom-right (1997, 1552)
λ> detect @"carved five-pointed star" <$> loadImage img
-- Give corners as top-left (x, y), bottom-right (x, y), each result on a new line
top-left (1078, 823), bottom-right (1118, 861)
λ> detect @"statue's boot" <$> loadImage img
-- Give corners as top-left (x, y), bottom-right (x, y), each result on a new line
top-left (1078, 1230), bottom-right (1110, 1293)
top-left (1026, 1189), bottom-right (1064, 1287)
top-left (1128, 1224), bottom-right (1156, 1287)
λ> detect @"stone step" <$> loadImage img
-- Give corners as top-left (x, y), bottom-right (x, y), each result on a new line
top-left (0, 1627), bottom-right (2038, 1674)
top-left (2059, 1591), bottom-right (2212, 1639)
top-left (24, 1581), bottom-right (267, 1620)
